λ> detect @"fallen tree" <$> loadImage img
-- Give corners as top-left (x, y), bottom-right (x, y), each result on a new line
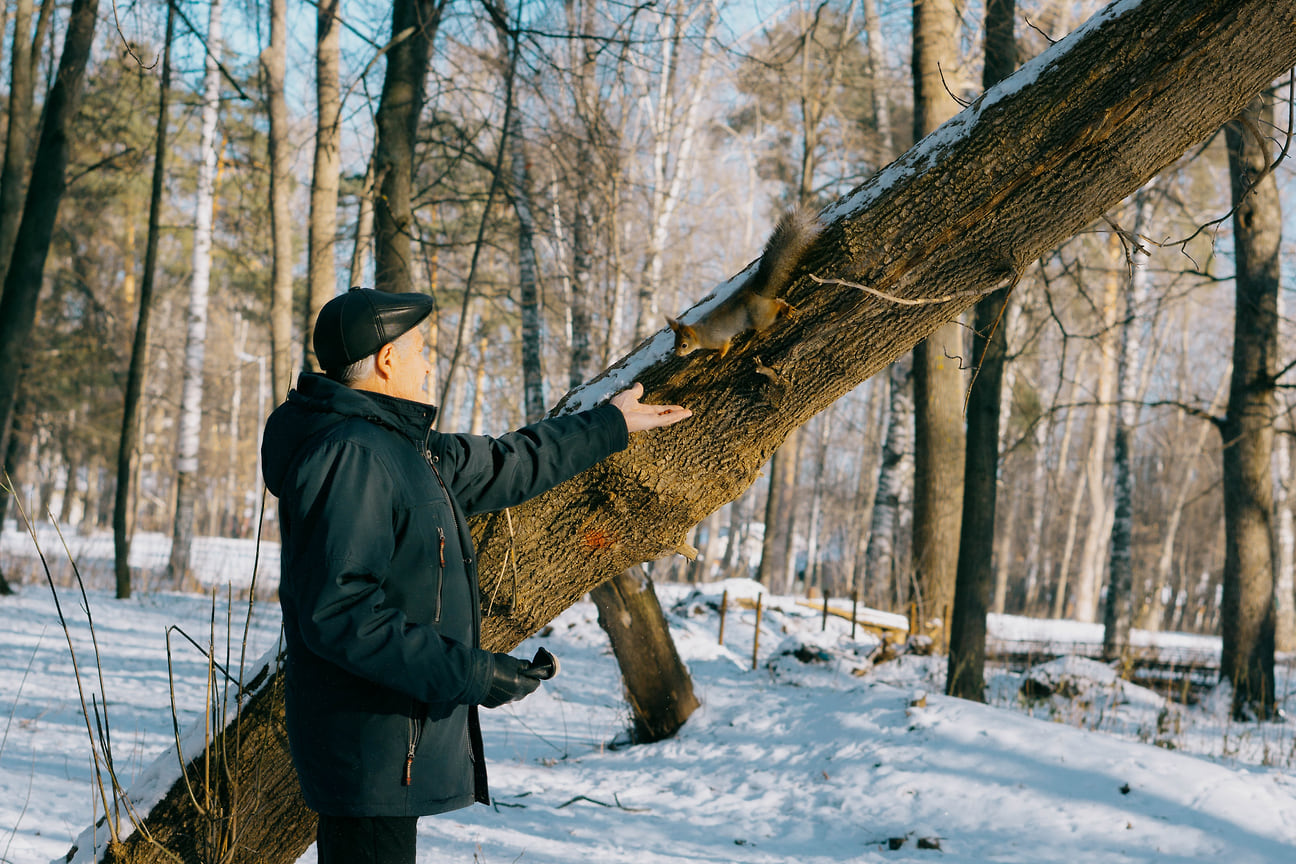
top-left (74, 1), bottom-right (1296, 860)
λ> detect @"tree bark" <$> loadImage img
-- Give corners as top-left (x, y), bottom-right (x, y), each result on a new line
top-left (946, 0), bottom-right (1014, 701)
top-left (81, 2), bottom-right (1296, 859)
top-left (0, 0), bottom-right (37, 288)
top-left (113, 1), bottom-right (174, 601)
top-left (304, 0), bottom-right (340, 373)
top-left (1073, 242), bottom-right (1120, 622)
top-left (265, 0), bottom-right (294, 398)
top-left (910, 0), bottom-right (966, 647)
top-left (863, 355), bottom-right (911, 608)
top-left (167, 0), bottom-right (223, 586)
top-left (0, 0), bottom-right (100, 491)
top-left (1219, 93), bottom-right (1281, 720)
top-left (1103, 187), bottom-right (1155, 659)
top-left (372, 0), bottom-right (447, 295)
top-left (591, 566), bottom-right (700, 742)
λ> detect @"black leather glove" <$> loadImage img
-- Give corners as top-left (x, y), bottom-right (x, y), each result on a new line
top-left (481, 649), bottom-right (555, 708)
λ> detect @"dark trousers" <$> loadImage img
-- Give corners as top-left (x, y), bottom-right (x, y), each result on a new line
top-left (316, 814), bottom-right (418, 864)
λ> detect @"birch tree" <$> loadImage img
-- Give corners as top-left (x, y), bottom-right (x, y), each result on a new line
top-left (1102, 185), bottom-right (1156, 659)
top-left (167, 0), bottom-right (223, 585)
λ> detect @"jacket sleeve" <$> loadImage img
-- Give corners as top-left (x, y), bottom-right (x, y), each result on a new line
top-left (435, 403), bottom-right (630, 516)
top-left (284, 438), bottom-right (495, 705)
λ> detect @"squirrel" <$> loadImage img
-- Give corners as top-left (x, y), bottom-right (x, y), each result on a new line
top-left (667, 208), bottom-right (820, 358)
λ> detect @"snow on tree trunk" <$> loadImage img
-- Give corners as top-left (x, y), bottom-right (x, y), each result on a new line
top-left (167, 0), bottom-right (223, 586)
top-left (76, 3), bottom-right (1296, 860)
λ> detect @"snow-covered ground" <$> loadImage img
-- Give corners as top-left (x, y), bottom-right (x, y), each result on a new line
top-left (2, 575), bottom-right (1295, 864)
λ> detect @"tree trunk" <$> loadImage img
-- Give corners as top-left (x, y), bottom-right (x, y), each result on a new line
top-left (945, 0), bottom-right (1014, 701)
top-left (1219, 94), bottom-right (1281, 720)
top-left (167, 0), bottom-right (223, 587)
top-left (0, 0), bottom-right (100, 487)
top-left (80, 3), bottom-right (1296, 859)
top-left (590, 567), bottom-right (700, 743)
top-left (304, 0), bottom-right (340, 373)
top-left (1103, 187), bottom-right (1155, 659)
top-left (507, 89), bottom-right (545, 422)
top-left (863, 354), bottom-right (912, 608)
top-left (347, 154), bottom-right (377, 286)
top-left (1073, 243), bottom-right (1120, 622)
top-left (910, 0), bottom-right (966, 647)
top-left (372, 0), bottom-right (447, 295)
top-left (113, 1), bottom-right (174, 601)
top-left (1275, 429), bottom-right (1296, 652)
top-left (0, 0), bottom-right (36, 288)
top-left (265, 0), bottom-right (294, 398)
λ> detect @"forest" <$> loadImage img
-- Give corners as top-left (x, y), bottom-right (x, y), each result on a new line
top-left (0, 0), bottom-right (1294, 856)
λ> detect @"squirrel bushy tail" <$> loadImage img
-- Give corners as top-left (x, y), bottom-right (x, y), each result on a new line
top-left (747, 207), bottom-right (820, 298)
top-left (666, 207), bottom-right (820, 358)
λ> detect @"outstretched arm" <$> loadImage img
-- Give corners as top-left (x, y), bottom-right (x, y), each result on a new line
top-left (610, 382), bottom-right (692, 433)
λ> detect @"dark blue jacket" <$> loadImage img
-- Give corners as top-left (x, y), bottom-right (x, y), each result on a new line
top-left (261, 373), bottom-right (628, 817)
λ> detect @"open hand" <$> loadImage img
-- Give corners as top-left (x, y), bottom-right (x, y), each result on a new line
top-left (610, 382), bottom-right (692, 433)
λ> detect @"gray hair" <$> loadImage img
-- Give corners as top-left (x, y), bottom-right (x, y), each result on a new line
top-left (326, 354), bottom-right (371, 386)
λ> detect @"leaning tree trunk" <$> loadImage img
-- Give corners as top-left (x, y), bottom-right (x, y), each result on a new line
top-left (0, 0), bottom-right (100, 491)
top-left (74, 3), bottom-right (1296, 861)
top-left (910, 0), bottom-right (966, 648)
top-left (1219, 93), bottom-right (1281, 721)
top-left (167, 0), bottom-right (223, 586)
top-left (113, 1), bottom-right (174, 600)
top-left (946, 0), bottom-right (1015, 702)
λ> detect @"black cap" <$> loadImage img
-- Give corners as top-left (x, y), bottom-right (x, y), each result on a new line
top-left (313, 287), bottom-right (435, 372)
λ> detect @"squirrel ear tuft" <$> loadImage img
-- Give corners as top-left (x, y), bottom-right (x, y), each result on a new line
top-left (666, 316), bottom-right (679, 330)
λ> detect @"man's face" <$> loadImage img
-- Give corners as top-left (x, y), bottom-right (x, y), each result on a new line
top-left (389, 320), bottom-right (434, 405)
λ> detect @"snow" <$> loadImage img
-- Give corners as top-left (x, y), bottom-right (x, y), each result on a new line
top-left (3, 573), bottom-right (1295, 864)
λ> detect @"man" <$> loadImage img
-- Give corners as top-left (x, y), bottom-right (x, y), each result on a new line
top-left (261, 288), bottom-right (690, 862)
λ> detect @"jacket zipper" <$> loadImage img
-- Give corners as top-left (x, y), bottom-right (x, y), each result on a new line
top-left (404, 709), bottom-right (422, 786)
top-left (434, 527), bottom-right (446, 623)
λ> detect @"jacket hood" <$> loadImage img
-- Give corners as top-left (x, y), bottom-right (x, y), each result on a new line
top-left (261, 372), bottom-right (437, 497)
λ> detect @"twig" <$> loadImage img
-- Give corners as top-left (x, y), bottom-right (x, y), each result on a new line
top-left (555, 793), bottom-right (649, 813)
top-left (809, 273), bottom-right (1002, 307)
top-left (1023, 15), bottom-right (1058, 46)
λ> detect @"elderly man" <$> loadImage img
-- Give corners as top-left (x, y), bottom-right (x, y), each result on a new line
top-left (261, 288), bottom-right (690, 862)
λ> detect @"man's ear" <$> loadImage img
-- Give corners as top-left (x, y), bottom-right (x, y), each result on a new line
top-left (373, 342), bottom-right (398, 380)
